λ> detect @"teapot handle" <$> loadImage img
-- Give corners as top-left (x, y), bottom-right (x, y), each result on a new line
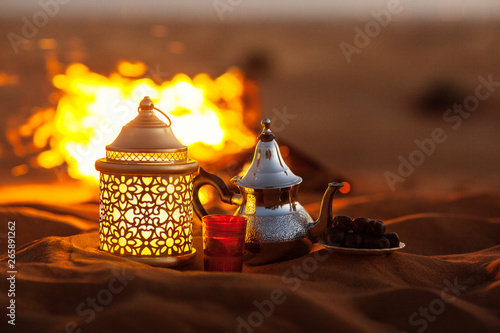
top-left (193, 168), bottom-right (242, 219)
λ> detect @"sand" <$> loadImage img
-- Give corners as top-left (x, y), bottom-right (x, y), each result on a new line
top-left (1, 189), bottom-right (499, 333)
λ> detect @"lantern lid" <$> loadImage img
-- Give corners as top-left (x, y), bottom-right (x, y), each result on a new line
top-left (105, 96), bottom-right (188, 163)
top-left (233, 118), bottom-right (302, 189)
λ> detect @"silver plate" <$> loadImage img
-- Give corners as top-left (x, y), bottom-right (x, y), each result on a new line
top-left (319, 240), bottom-right (406, 255)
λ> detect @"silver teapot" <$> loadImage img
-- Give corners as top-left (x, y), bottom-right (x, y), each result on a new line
top-left (193, 119), bottom-right (343, 264)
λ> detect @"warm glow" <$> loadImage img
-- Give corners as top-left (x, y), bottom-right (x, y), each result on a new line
top-left (99, 173), bottom-right (194, 257)
top-left (38, 38), bottom-right (58, 50)
top-left (117, 61), bottom-right (146, 77)
top-left (340, 181), bottom-right (351, 194)
top-left (10, 164), bottom-right (28, 177)
top-left (198, 187), bottom-right (211, 205)
top-left (0, 72), bottom-right (19, 86)
top-left (9, 61), bottom-right (257, 182)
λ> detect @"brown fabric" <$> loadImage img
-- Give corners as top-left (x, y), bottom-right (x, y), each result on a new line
top-left (1, 190), bottom-right (499, 333)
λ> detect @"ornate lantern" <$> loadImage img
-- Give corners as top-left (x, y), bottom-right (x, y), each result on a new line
top-left (95, 96), bottom-right (199, 266)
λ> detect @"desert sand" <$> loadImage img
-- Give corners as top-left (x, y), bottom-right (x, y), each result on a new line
top-left (1, 188), bottom-right (499, 332)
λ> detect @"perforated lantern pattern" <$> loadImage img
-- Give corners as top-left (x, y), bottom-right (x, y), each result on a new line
top-left (95, 96), bottom-right (199, 266)
top-left (99, 174), bottom-right (194, 256)
top-left (106, 150), bottom-right (188, 163)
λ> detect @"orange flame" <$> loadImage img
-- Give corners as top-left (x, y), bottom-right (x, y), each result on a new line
top-left (10, 61), bottom-right (257, 182)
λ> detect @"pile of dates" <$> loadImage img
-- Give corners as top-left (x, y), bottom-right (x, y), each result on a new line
top-left (324, 216), bottom-right (400, 249)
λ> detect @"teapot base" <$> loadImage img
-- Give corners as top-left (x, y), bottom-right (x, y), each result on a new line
top-left (243, 237), bottom-right (312, 266)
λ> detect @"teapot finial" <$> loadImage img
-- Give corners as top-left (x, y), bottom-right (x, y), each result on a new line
top-left (258, 118), bottom-right (275, 142)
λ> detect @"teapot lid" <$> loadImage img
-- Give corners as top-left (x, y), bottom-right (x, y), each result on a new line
top-left (233, 118), bottom-right (302, 189)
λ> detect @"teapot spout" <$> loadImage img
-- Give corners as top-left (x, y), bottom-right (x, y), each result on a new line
top-left (308, 182), bottom-right (344, 242)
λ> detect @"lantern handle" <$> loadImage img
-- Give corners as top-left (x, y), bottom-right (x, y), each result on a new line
top-left (153, 107), bottom-right (172, 127)
top-left (137, 106), bottom-right (172, 127)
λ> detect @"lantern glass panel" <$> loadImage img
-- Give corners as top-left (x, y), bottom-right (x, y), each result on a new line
top-left (99, 172), bottom-right (194, 257)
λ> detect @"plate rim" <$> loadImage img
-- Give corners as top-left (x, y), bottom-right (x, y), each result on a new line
top-left (318, 240), bottom-right (406, 255)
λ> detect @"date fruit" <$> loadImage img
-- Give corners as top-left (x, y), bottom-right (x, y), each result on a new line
top-left (384, 232), bottom-right (400, 248)
top-left (323, 215), bottom-right (400, 250)
top-left (325, 228), bottom-right (344, 246)
top-left (352, 217), bottom-right (370, 234)
top-left (362, 235), bottom-right (390, 249)
top-left (330, 215), bottom-right (353, 232)
top-left (343, 233), bottom-right (362, 248)
top-left (368, 220), bottom-right (386, 236)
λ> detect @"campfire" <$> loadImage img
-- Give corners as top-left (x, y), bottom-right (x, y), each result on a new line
top-left (5, 59), bottom-right (348, 205)
top-left (7, 61), bottom-right (258, 183)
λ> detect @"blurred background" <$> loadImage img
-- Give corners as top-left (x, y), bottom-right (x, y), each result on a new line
top-left (1, 0), bottom-right (500, 204)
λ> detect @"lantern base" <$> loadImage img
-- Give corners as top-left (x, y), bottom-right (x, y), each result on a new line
top-left (114, 249), bottom-right (197, 267)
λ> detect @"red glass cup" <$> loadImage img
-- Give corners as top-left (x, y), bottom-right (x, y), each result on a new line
top-left (202, 215), bottom-right (247, 272)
